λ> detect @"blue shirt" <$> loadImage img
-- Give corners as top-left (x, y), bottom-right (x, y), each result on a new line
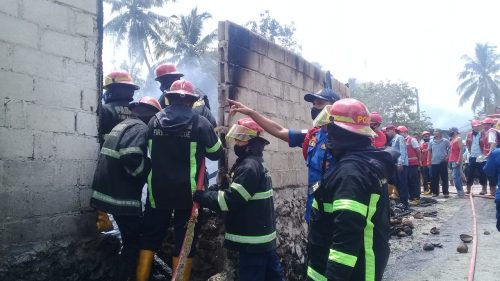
top-left (483, 148), bottom-right (500, 200)
top-left (289, 128), bottom-right (335, 221)
top-left (391, 134), bottom-right (408, 166)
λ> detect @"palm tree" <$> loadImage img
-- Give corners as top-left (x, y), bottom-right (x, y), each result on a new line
top-left (156, 7), bottom-right (217, 67)
top-left (104, 0), bottom-right (172, 75)
top-left (457, 43), bottom-right (500, 114)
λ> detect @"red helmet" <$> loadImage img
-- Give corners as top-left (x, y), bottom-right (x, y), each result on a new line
top-left (482, 117), bottom-right (495, 125)
top-left (328, 98), bottom-right (376, 137)
top-left (370, 112), bottom-right (382, 124)
top-left (421, 131), bottom-right (430, 136)
top-left (397, 125), bottom-right (408, 133)
top-left (155, 64), bottom-right (183, 81)
top-left (104, 71), bottom-right (139, 90)
top-left (165, 80), bottom-right (199, 99)
top-left (237, 117), bottom-right (265, 133)
top-left (471, 119), bottom-right (481, 127)
top-left (129, 96), bottom-right (162, 112)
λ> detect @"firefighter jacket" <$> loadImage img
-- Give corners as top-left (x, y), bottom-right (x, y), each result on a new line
top-left (98, 99), bottom-right (133, 145)
top-left (307, 147), bottom-right (393, 281)
top-left (91, 118), bottom-right (151, 216)
top-left (196, 154), bottom-right (277, 253)
top-left (147, 104), bottom-right (223, 210)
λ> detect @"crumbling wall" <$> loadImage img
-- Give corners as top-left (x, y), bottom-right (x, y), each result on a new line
top-left (0, 0), bottom-right (100, 259)
top-left (217, 21), bottom-right (349, 280)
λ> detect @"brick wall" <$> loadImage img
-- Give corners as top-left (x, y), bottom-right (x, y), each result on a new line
top-left (217, 21), bottom-right (349, 278)
top-left (0, 0), bottom-right (99, 253)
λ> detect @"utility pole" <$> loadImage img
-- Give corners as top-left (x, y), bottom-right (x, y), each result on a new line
top-left (415, 88), bottom-right (420, 121)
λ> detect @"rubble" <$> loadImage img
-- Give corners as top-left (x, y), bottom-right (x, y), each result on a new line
top-left (457, 243), bottom-right (469, 253)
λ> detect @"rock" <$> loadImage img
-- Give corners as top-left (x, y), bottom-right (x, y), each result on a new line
top-left (397, 231), bottom-right (407, 237)
top-left (457, 243), bottom-right (469, 253)
top-left (423, 243), bottom-right (435, 251)
top-left (390, 218), bottom-right (402, 225)
top-left (484, 230), bottom-right (491, 235)
top-left (430, 227), bottom-right (440, 235)
top-left (403, 226), bottom-right (413, 236)
top-left (413, 212), bottom-right (424, 219)
top-left (402, 218), bottom-right (414, 228)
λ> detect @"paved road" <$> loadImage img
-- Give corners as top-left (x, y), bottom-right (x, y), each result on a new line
top-left (383, 187), bottom-right (499, 281)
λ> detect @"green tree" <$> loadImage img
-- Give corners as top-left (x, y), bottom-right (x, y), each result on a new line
top-left (352, 81), bottom-right (433, 133)
top-left (104, 0), bottom-right (172, 76)
top-left (156, 7), bottom-right (217, 67)
top-left (246, 10), bottom-right (301, 53)
top-left (457, 43), bottom-right (500, 114)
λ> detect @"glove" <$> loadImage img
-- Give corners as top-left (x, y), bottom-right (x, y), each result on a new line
top-left (193, 190), bottom-right (209, 207)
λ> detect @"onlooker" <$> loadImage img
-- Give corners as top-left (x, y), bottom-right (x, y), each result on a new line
top-left (465, 120), bottom-right (488, 195)
top-left (448, 127), bottom-right (465, 197)
top-left (386, 125), bottom-right (409, 209)
top-left (483, 117), bottom-right (499, 195)
top-left (398, 126), bottom-right (422, 206)
top-left (420, 131), bottom-right (432, 194)
top-left (428, 129), bottom-right (450, 197)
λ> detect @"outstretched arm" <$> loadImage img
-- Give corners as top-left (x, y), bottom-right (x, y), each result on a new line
top-left (227, 99), bottom-right (289, 142)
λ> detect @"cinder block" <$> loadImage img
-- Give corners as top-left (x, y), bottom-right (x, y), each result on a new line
top-left (0, 100), bottom-right (6, 127)
top-left (276, 64), bottom-right (292, 84)
top-left (30, 187), bottom-right (80, 217)
top-left (270, 170), bottom-right (282, 188)
top-left (249, 32), bottom-right (269, 55)
top-left (23, 0), bottom-right (70, 31)
top-left (276, 100), bottom-right (290, 119)
top-left (0, 42), bottom-right (12, 70)
top-left (259, 56), bottom-right (277, 79)
top-left (76, 112), bottom-right (98, 136)
top-left (260, 95), bottom-right (277, 115)
top-left (227, 22), bottom-right (249, 48)
top-left (0, 0), bottom-right (18, 16)
top-left (79, 187), bottom-right (93, 210)
top-left (41, 30), bottom-right (86, 62)
top-left (268, 79), bottom-right (283, 99)
top-left (55, 134), bottom-right (98, 160)
top-left (63, 59), bottom-right (97, 88)
top-left (2, 160), bottom-right (56, 187)
top-left (0, 14), bottom-right (38, 48)
top-left (26, 104), bottom-right (75, 133)
top-left (33, 131), bottom-right (55, 160)
top-left (85, 39), bottom-right (97, 63)
top-left (267, 43), bottom-right (285, 63)
top-left (54, 160), bottom-right (80, 185)
top-left (281, 170), bottom-right (298, 187)
top-left (0, 128), bottom-right (33, 159)
top-left (56, 0), bottom-right (97, 14)
top-left (74, 12), bottom-right (96, 37)
top-left (13, 46), bottom-right (64, 81)
top-left (5, 99), bottom-right (26, 129)
top-left (34, 78), bottom-right (81, 109)
top-left (79, 160), bottom-right (97, 186)
top-left (81, 88), bottom-right (98, 112)
top-left (0, 70), bottom-right (35, 101)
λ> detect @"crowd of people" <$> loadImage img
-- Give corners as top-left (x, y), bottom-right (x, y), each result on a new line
top-left (90, 65), bottom-right (500, 281)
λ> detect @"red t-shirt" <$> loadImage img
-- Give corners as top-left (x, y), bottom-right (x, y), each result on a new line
top-left (372, 130), bottom-right (387, 148)
top-left (448, 137), bottom-right (461, 163)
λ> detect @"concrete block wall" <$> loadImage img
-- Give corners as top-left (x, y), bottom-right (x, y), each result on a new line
top-left (217, 21), bottom-right (349, 279)
top-left (0, 0), bottom-right (99, 253)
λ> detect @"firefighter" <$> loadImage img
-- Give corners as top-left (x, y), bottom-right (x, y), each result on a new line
top-left (99, 71), bottom-right (139, 146)
top-left (91, 96), bottom-right (161, 281)
top-left (398, 126), bottom-right (422, 206)
top-left (96, 71), bottom-right (140, 232)
top-left (193, 117), bottom-right (284, 281)
top-left (136, 80), bottom-right (223, 281)
top-left (420, 131), bottom-right (432, 195)
top-left (307, 98), bottom-right (393, 281)
top-left (155, 63), bottom-right (217, 127)
top-left (227, 87), bottom-right (340, 222)
top-left (370, 112), bottom-right (386, 148)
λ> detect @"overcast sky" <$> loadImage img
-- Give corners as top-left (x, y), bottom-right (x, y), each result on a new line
top-left (104, 0), bottom-right (500, 131)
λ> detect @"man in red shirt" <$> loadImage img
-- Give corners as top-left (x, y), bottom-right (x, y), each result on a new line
top-left (448, 127), bottom-right (465, 197)
top-left (420, 131), bottom-right (432, 195)
top-left (370, 112), bottom-right (387, 148)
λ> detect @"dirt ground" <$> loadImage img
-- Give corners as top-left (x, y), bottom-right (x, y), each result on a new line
top-left (383, 185), bottom-right (499, 281)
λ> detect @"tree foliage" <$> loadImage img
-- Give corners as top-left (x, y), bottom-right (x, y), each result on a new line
top-left (246, 10), bottom-right (302, 54)
top-left (351, 81), bottom-right (433, 133)
top-left (457, 43), bottom-right (500, 114)
top-left (104, 0), bottom-right (172, 76)
top-left (156, 7), bottom-right (217, 67)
